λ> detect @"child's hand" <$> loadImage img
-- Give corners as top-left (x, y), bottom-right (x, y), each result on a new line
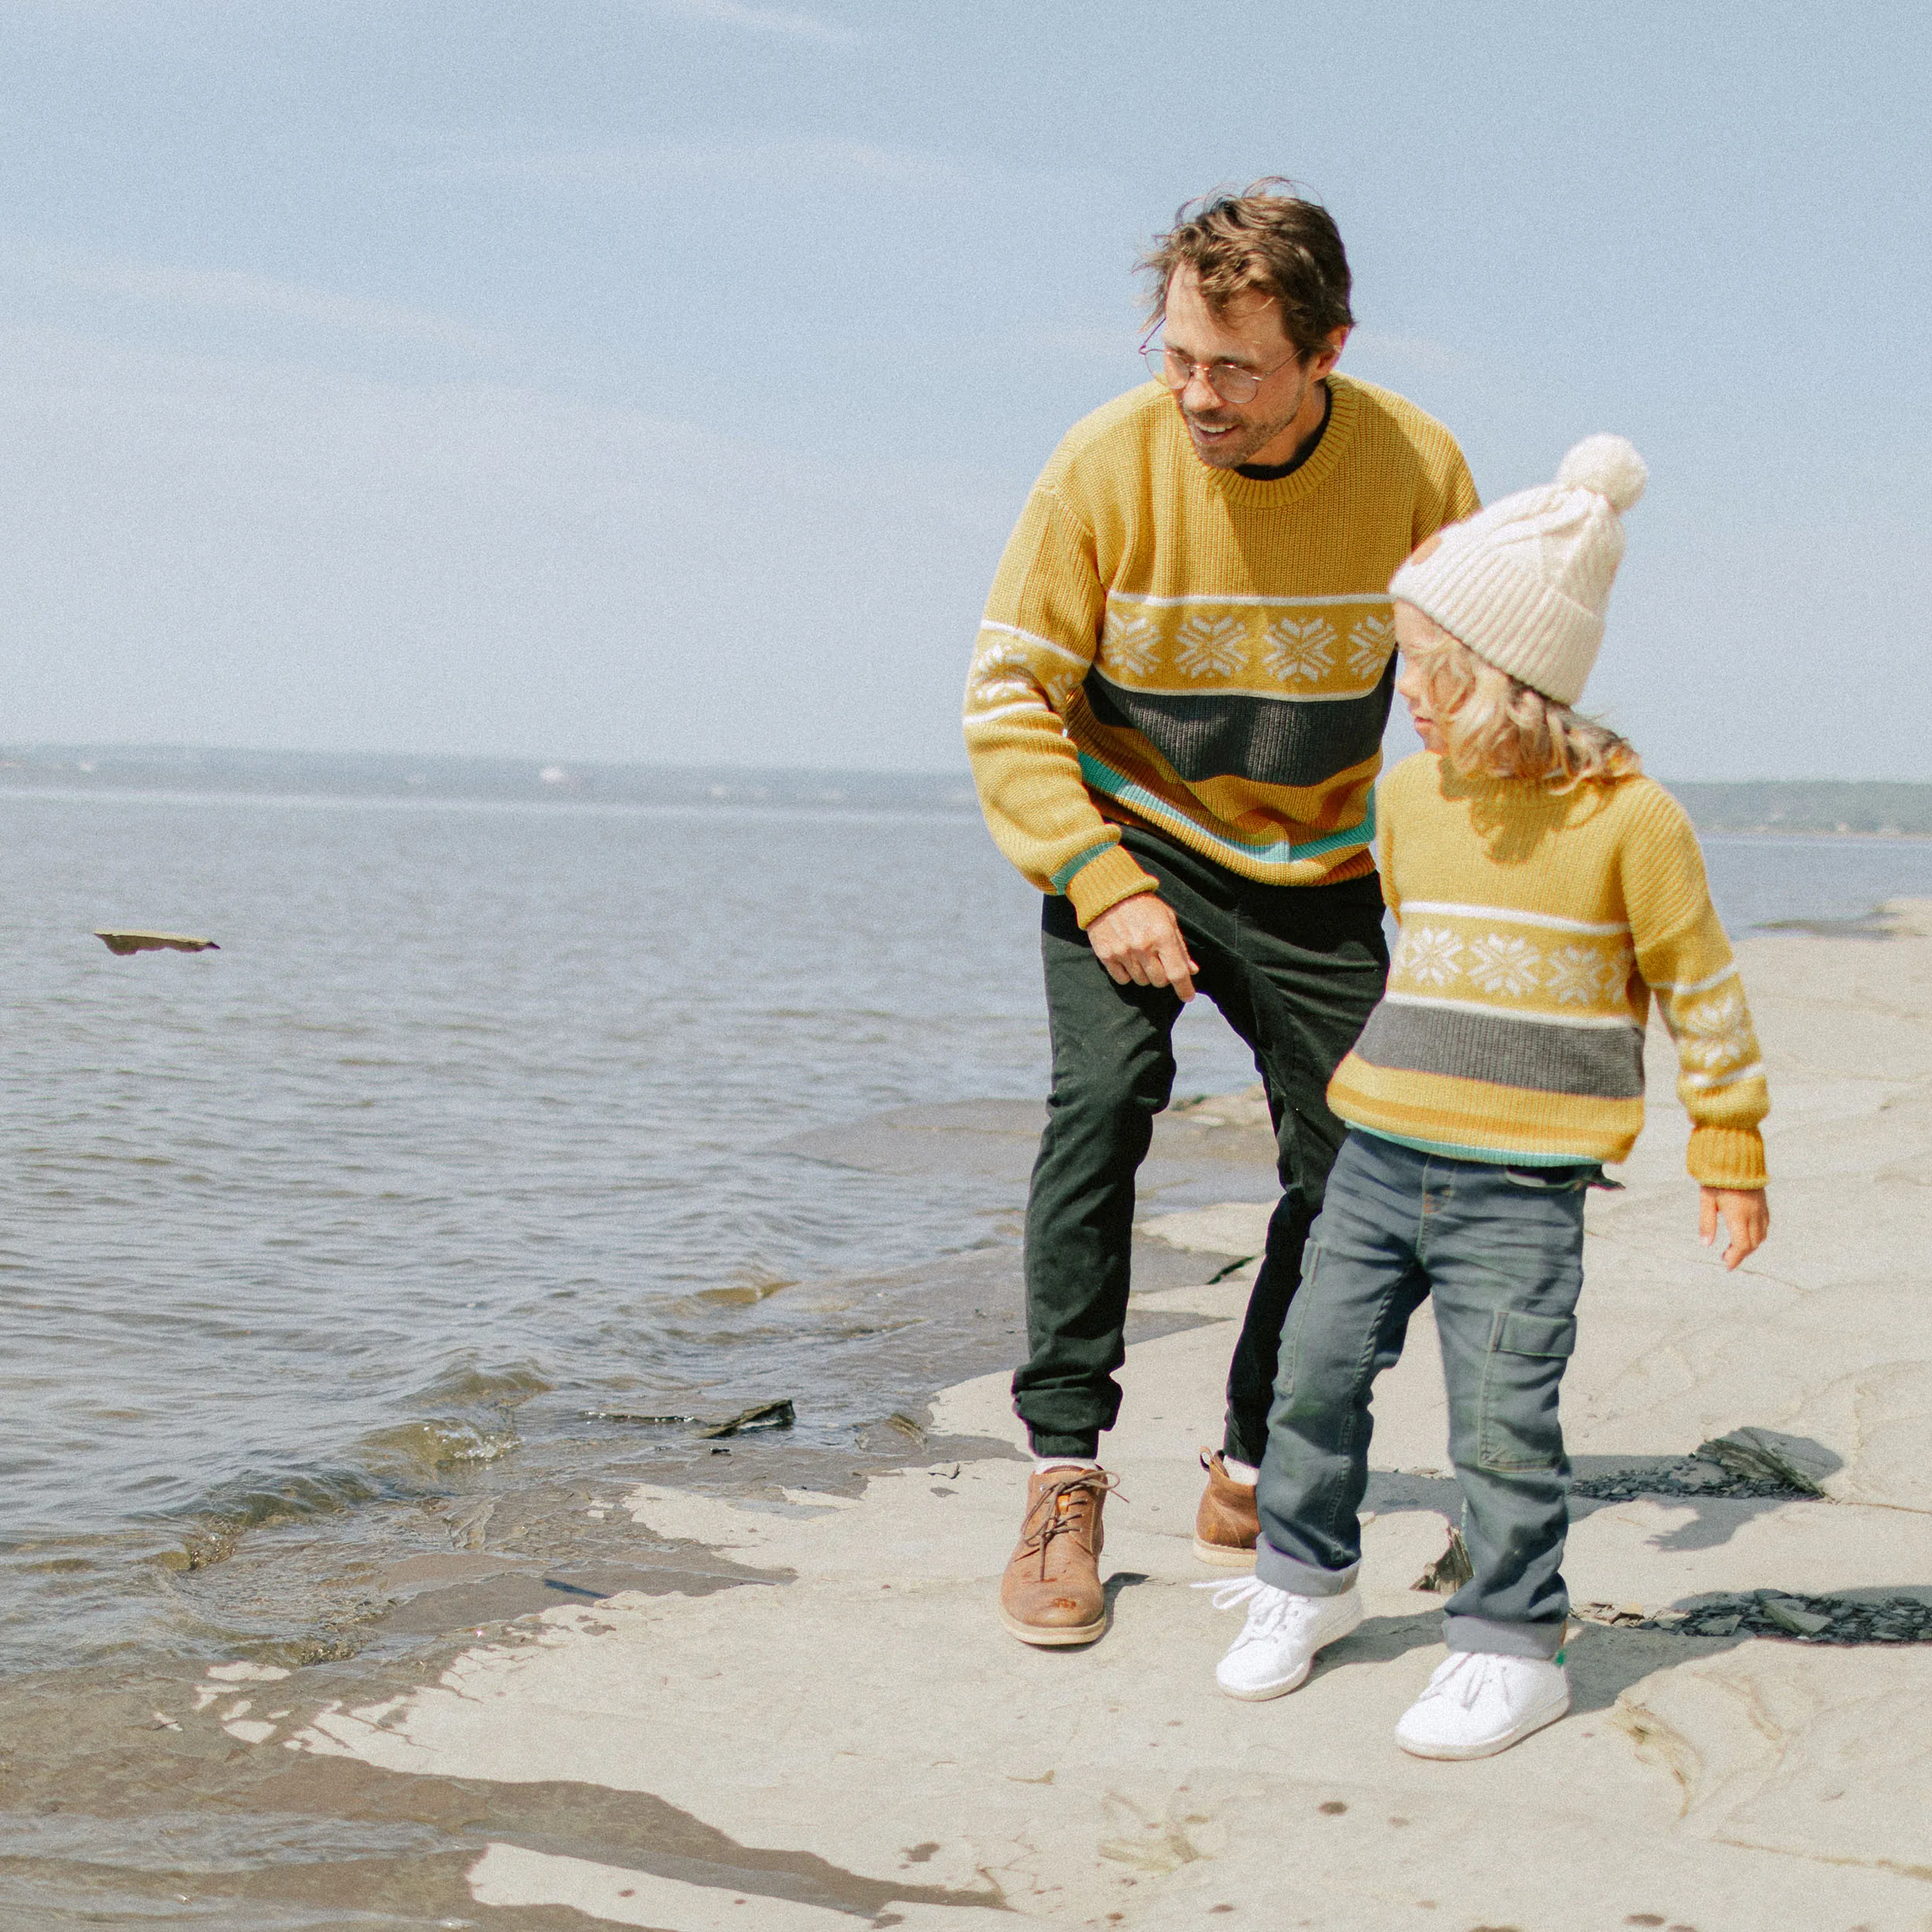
top-left (1699, 1187), bottom-right (1768, 1270)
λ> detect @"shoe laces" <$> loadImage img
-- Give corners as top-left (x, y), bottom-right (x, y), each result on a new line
top-left (1017, 1468), bottom-right (1120, 1555)
top-left (1417, 1651), bottom-right (1507, 1713)
top-left (1192, 1574), bottom-right (1316, 1645)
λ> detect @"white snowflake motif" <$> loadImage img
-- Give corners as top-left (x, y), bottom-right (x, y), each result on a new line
top-left (1468, 934), bottom-right (1543, 997)
top-left (1544, 944), bottom-right (1619, 1006)
top-left (1396, 924), bottom-right (1464, 988)
top-left (1260, 614), bottom-right (1335, 682)
top-left (967, 640), bottom-right (1044, 709)
top-left (1101, 608), bottom-right (1160, 676)
top-left (1172, 612), bottom-right (1251, 679)
top-left (1678, 988), bottom-right (1750, 1070)
top-left (1039, 666), bottom-right (1080, 709)
top-left (1345, 611), bottom-right (1396, 680)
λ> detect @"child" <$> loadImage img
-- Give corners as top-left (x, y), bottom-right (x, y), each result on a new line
top-left (1207, 434), bottom-right (1770, 1758)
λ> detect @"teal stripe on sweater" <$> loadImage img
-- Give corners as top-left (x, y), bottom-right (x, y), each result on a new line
top-left (1345, 1122), bottom-right (1593, 1167)
top-left (1074, 751), bottom-right (1374, 867)
top-left (1050, 841), bottom-right (1119, 893)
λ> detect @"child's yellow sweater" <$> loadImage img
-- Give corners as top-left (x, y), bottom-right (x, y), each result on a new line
top-left (964, 376), bottom-right (1477, 925)
top-left (1328, 756), bottom-right (1769, 1187)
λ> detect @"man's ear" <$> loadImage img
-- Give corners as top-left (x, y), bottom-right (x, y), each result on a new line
top-left (1309, 325), bottom-right (1351, 379)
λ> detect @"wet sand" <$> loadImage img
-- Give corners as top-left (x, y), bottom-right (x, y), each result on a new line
top-left (0, 1096), bottom-right (1272, 1926)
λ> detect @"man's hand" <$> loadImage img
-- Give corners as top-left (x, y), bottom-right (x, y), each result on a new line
top-left (1087, 893), bottom-right (1199, 1002)
top-left (1699, 1186), bottom-right (1768, 1270)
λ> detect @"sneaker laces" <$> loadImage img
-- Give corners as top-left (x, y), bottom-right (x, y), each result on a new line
top-left (1192, 1574), bottom-right (1315, 1647)
top-left (1416, 1651), bottom-right (1502, 1712)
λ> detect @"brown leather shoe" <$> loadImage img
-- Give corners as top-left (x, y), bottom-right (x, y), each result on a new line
top-left (998, 1466), bottom-right (1117, 1646)
top-left (1194, 1449), bottom-right (1260, 1568)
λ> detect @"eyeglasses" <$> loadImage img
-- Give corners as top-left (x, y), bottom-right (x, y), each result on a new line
top-left (1138, 331), bottom-right (1298, 405)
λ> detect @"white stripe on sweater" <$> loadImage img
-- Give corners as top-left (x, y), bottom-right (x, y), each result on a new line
top-left (963, 699), bottom-right (1055, 728)
top-left (1089, 674), bottom-right (1384, 706)
top-left (1681, 1061), bottom-right (1766, 1092)
top-left (1380, 992), bottom-right (1642, 1032)
top-left (1399, 900), bottom-right (1631, 937)
top-left (1653, 963), bottom-right (1739, 997)
top-left (977, 621), bottom-right (1090, 665)
top-left (1107, 591), bottom-right (1393, 609)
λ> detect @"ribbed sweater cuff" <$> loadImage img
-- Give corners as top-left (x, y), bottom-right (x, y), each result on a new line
top-left (1065, 845), bottom-right (1159, 927)
top-left (1687, 1125), bottom-right (1768, 1189)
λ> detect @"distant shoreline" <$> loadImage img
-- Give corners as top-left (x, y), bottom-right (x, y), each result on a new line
top-left (0, 747), bottom-right (980, 815)
top-left (1696, 826), bottom-right (1932, 843)
top-left (2, 747), bottom-right (1930, 838)
top-left (5, 785), bottom-right (1930, 845)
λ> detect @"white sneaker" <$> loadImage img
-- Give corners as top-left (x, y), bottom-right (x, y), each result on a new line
top-left (1202, 1576), bottom-right (1364, 1701)
top-left (1395, 1650), bottom-right (1570, 1759)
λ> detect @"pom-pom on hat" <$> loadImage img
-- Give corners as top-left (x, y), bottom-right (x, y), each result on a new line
top-left (1388, 434), bottom-right (1648, 706)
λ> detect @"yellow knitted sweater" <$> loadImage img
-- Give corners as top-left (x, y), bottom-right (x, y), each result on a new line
top-left (964, 376), bottom-right (1478, 925)
top-left (1328, 756), bottom-right (1769, 1187)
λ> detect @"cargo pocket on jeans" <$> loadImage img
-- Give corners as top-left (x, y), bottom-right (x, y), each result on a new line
top-left (1475, 1310), bottom-right (1577, 1472)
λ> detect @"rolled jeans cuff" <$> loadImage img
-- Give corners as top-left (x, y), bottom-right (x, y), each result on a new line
top-left (1255, 1539), bottom-right (1359, 1598)
top-left (1027, 1429), bottom-right (1100, 1461)
top-left (1444, 1613), bottom-right (1568, 1661)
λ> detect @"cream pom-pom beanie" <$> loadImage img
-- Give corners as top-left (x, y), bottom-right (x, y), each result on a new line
top-left (1388, 434), bottom-right (1648, 707)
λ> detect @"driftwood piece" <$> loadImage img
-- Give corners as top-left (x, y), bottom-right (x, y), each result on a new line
top-left (94, 930), bottom-right (220, 956)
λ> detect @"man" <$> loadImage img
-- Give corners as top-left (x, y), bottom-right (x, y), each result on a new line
top-left (964, 182), bottom-right (1478, 1645)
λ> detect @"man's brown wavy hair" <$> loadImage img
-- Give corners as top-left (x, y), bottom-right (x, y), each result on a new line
top-left (1138, 179), bottom-right (1355, 366)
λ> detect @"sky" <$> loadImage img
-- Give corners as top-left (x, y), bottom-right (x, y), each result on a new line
top-left (0, 0), bottom-right (1926, 780)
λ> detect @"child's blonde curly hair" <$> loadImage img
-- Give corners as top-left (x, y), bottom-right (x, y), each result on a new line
top-left (1400, 608), bottom-right (1641, 792)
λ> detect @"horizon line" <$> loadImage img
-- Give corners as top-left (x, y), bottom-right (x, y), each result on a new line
top-left (2, 743), bottom-right (1930, 790)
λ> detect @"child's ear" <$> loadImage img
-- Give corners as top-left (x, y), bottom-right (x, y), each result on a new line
top-left (1407, 532), bottom-right (1444, 567)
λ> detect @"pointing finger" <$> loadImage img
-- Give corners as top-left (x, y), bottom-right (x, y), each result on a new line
top-left (1158, 932), bottom-right (1196, 1003)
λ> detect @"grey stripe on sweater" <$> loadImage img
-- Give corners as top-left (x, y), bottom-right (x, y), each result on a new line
top-left (1352, 1000), bottom-right (1645, 1100)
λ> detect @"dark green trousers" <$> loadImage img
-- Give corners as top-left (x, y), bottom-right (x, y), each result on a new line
top-left (1015, 827), bottom-right (1389, 1463)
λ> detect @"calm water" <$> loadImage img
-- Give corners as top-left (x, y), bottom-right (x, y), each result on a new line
top-left (2, 791), bottom-right (1929, 1675)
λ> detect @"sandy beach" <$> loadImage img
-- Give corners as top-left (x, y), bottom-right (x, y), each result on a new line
top-left (5, 917), bottom-right (1931, 1929)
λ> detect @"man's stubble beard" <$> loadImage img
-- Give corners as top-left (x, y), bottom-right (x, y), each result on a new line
top-left (1176, 368), bottom-right (1319, 471)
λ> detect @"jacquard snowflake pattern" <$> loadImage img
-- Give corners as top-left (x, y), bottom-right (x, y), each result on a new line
top-left (1345, 612), bottom-right (1396, 679)
top-left (1101, 609), bottom-right (1160, 676)
top-left (1172, 613), bottom-right (1251, 679)
top-left (970, 638), bottom-right (1029, 679)
top-left (1260, 614), bottom-right (1335, 682)
top-left (1396, 924), bottom-right (1464, 988)
top-left (1677, 988), bottom-right (1752, 1070)
top-left (968, 640), bottom-right (1046, 709)
top-left (1543, 944), bottom-right (1624, 1006)
top-left (1468, 934), bottom-right (1543, 996)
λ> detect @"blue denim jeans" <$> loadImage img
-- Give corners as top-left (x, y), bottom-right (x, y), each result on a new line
top-left (1253, 1129), bottom-right (1594, 1660)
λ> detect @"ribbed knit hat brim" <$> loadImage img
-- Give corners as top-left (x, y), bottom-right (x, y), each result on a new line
top-left (1389, 529), bottom-right (1608, 707)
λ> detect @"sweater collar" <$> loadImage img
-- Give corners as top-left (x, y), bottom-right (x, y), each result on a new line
top-left (1195, 372), bottom-right (1361, 509)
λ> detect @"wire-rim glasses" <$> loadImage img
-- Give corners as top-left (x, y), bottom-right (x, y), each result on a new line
top-left (1139, 330), bottom-right (1295, 405)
